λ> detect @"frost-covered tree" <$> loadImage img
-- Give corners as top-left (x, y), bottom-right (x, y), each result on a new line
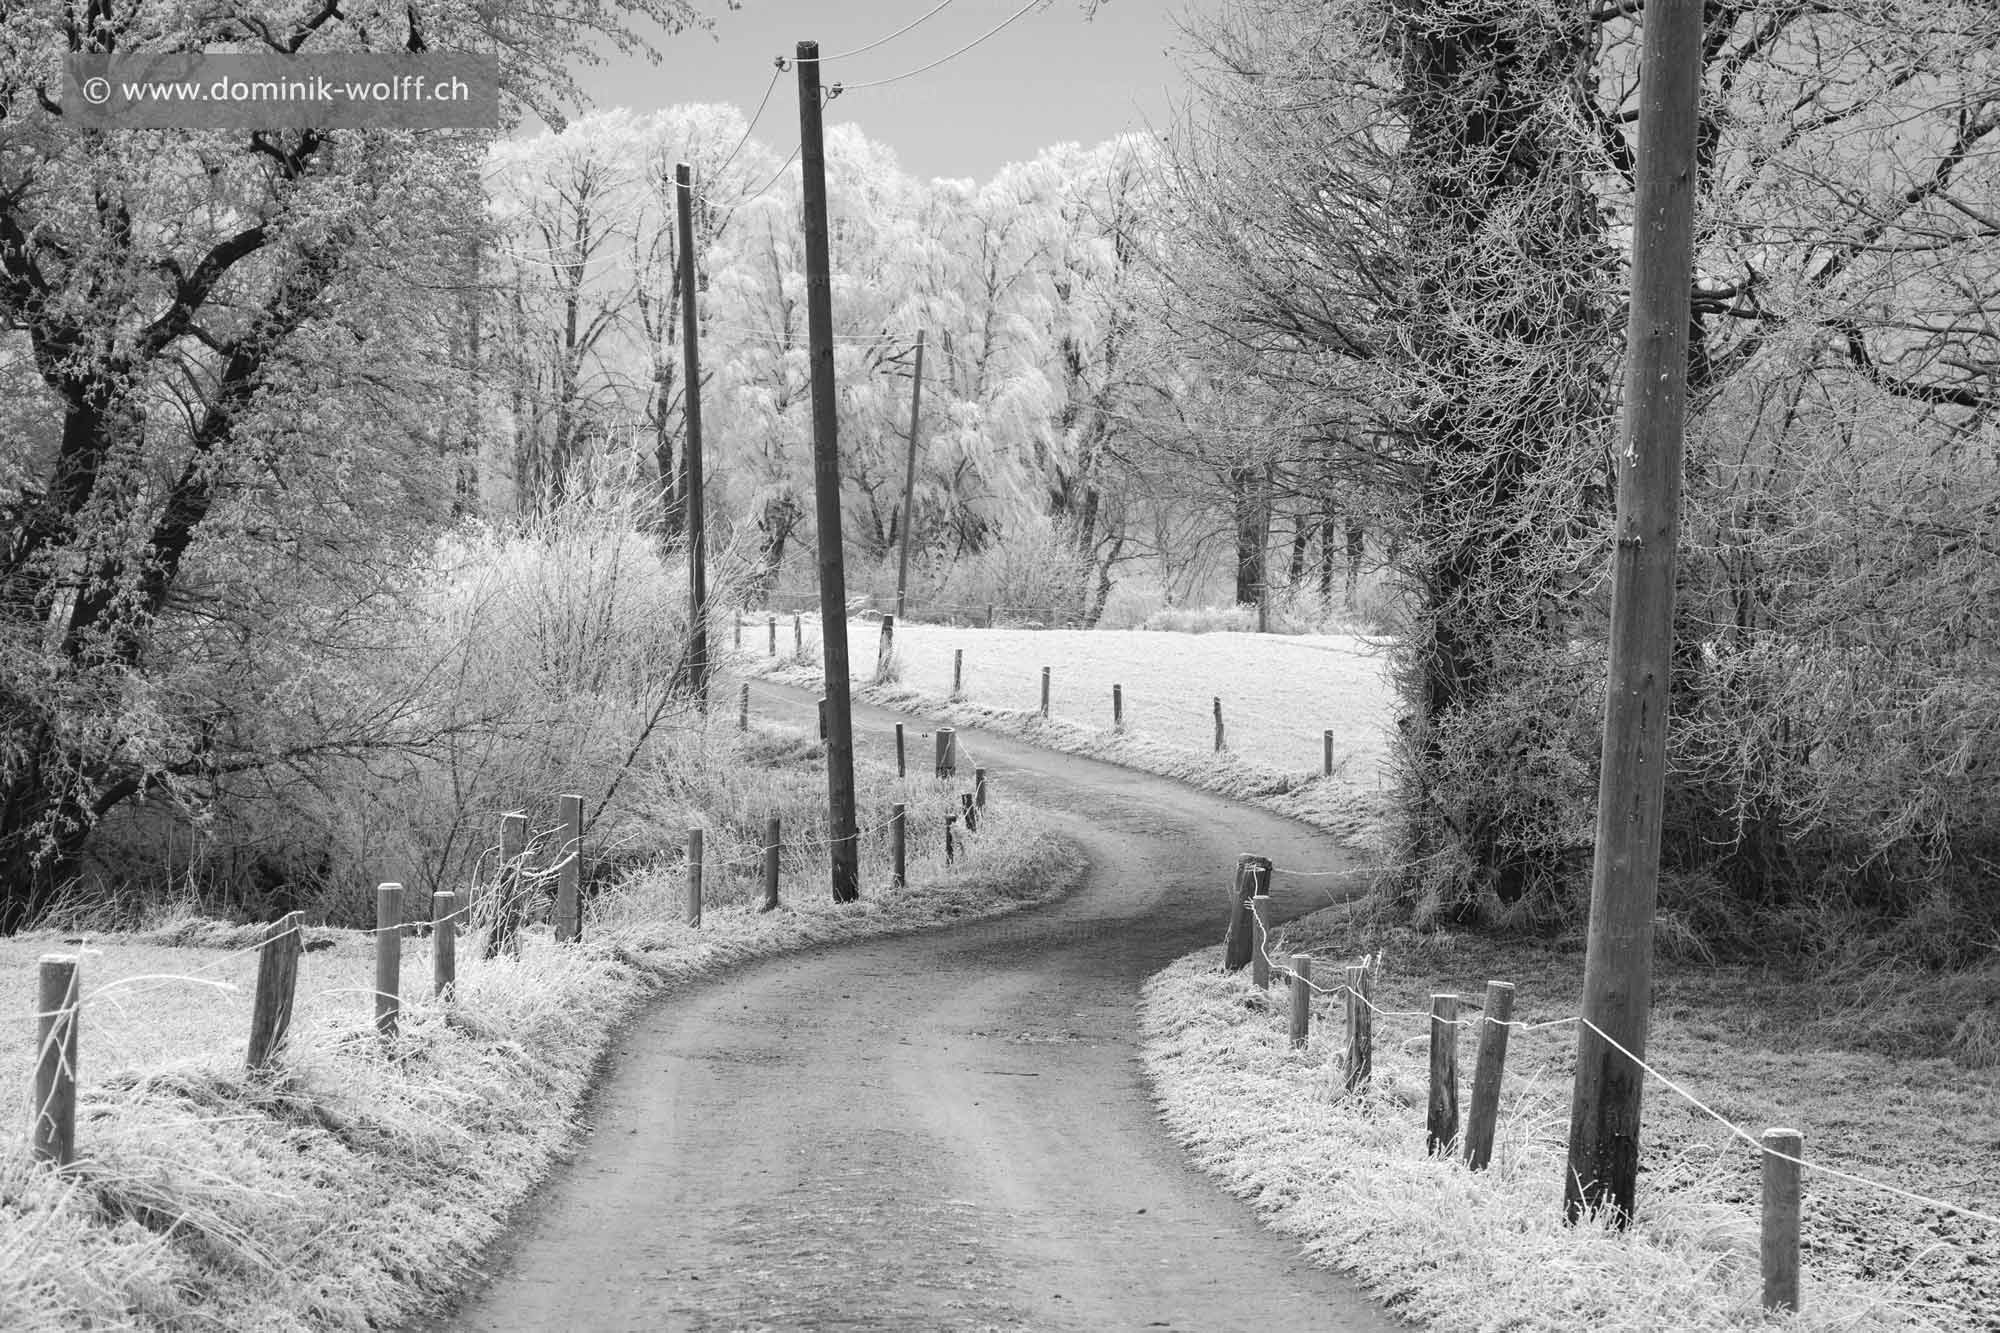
top-left (0, 0), bottom-right (709, 927)
top-left (489, 119), bottom-right (1188, 624)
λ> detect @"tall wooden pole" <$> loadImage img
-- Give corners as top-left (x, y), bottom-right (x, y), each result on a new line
top-left (895, 330), bottom-right (926, 619)
top-left (1564, 0), bottom-right (1703, 1226)
top-left (676, 163), bottom-right (710, 712)
top-left (797, 41), bottom-right (861, 903)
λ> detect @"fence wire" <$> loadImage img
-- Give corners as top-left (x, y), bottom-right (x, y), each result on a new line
top-left (1240, 899), bottom-right (2000, 1231)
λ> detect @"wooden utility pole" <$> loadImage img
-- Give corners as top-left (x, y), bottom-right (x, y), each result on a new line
top-left (1564, 0), bottom-right (1703, 1226)
top-left (895, 330), bottom-right (926, 619)
top-left (797, 41), bottom-right (861, 903)
top-left (676, 163), bottom-right (710, 712)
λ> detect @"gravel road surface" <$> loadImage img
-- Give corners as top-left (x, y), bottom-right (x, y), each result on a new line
top-left (422, 685), bottom-right (1401, 1332)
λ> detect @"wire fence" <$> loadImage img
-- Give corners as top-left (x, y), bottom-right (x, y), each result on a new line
top-left (1235, 896), bottom-right (2000, 1237)
top-left (8, 736), bottom-right (1000, 1169)
top-left (752, 594), bottom-right (1091, 628)
top-left (733, 609), bottom-right (1391, 785)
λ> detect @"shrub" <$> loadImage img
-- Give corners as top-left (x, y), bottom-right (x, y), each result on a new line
top-left (77, 480), bottom-right (712, 927)
top-left (934, 515), bottom-right (1093, 626)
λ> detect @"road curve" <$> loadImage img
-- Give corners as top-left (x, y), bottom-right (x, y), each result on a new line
top-left (419, 685), bottom-right (1402, 1332)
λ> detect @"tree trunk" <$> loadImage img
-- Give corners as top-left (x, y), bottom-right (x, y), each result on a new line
top-left (1232, 465), bottom-right (1267, 608)
top-left (1345, 519), bottom-right (1366, 610)
top-left (0, 760), bottom-right (91, 933)
top-left (1388, 0), bottom-right (1610, 916)
top-left (1085, 534), bottom-right (1123, 628)
top-left (1319, 503), bottom-right (1339, 607)
top-left (754, 493), bottom-right (802, 603)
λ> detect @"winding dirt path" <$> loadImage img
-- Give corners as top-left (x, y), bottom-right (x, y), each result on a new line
top-left (420, 686), bottom-right (1401, 1332)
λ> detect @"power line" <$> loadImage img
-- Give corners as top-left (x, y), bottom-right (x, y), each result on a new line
top-left (837, 0), bottom-right (1045, 92)
top-left (746, 142), bottom-right (803, 204)
top-left (814, 0), bottom-right (965, 61)
top-left (710, 61), bottom-right (787, 188)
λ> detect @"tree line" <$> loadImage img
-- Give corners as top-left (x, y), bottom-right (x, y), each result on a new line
top-left (481, 106), bottom-right (1349, 622)
top-left (4, 0), bottom-right (1991, 960)
top-left (0, 1), bottom-right (1332, 927)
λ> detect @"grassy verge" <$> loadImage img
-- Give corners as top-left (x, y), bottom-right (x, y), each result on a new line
top-left (0, 723), bottom-right (1080, 1331)
top-left (748, 650), bottom-right (1391, 849)
top-left (1141, 909), bottom-right (2000, 1332)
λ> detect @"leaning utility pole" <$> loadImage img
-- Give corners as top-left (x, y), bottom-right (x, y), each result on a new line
top-left (1565, 0), bottom-right (1703, 1225)
top-left (796, 40), bottom-right (861, 903)
top-left (675, 163), bottom-right (710, 712)
top-left (894, 329), bottom-right (926, 620)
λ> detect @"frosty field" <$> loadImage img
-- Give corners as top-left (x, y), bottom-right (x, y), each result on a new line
top-left (783, 616), bottom-right (1400, 783)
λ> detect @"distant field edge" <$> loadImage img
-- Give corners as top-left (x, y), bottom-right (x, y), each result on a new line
top-left (747, 659), bottom-right (1395, 856)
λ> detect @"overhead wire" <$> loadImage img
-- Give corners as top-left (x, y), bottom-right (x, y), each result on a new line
top-left (745, 142), bottom-right (804, 204)
top-left (815, 0), bottom-right (965, 61)
top-left (709, 61), bottom-right (787, 190)
top-left (835, 0), bottom-right (1047, 92)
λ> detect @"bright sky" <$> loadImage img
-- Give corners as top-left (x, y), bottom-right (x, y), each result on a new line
top-left (568, 0), bottom-right (1225, 183)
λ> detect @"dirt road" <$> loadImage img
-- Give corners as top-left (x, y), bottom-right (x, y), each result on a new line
top-left (423, 687), bottom-right (1401, 1332)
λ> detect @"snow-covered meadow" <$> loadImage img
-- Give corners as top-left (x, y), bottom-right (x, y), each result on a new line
top-left (769, 616), bottom-right (1400, 785)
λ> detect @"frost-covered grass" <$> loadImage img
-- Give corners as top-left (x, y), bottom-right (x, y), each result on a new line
top-left (0, 724), bottom-right (1079, 1331)
top-left (748, 616), bottom-right (1397, 846)
top-left (759, 616), bottom-right (1394, 777)
top-left (1142, 916), bottom-right (2000, 1331)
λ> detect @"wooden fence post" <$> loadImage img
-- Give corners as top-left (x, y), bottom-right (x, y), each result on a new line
top-left (953, 648), bottom-right (963, 696)
top-left (556, 793), bottom-right (583, 944)
top-left (1112, 683), bottom-right (1123, 730)
top-left (1213, 696), bottom-right (1225, 752)
top-left (32, 955), bottom-right (79, 1167)
top-left (375, 883), bottom-right (402, 1042)
top-left (961, 792), bottom-right (977, 834)
top-left (1323, 729), bottom-right (1334, 778)
top-left (762, 817), bottom-right (781, 912)
top-left (686, 828), bottom-right (703, 928)
top-left (1040, 666), bottom-right (1051, 717)
top-left (945, 813), bottom-right (957, 864)
top-left (739, 682), bottom-right (750, 731)
top-left (935, 726), bottom-right (957, 779)
top-left (432, 891), bottom-right (457, 999)
top-left (246, 912), bottom-right (304, 1070)
top-left (1345, 963), bottom-right (1373, 1091)
top-left (985, 603), bottom-right (994, 628)
top-left (768, 616), bottom-right (777, 655)
top-left (1289, 955), bottom-right (1313, 1048)
top-left (1223, 860), bottom-right (1257, 972)
top-left (974, 767), bottom-right (987, 808)
top-left (1428, 993), bottom-right (1460, 1155)
top-left (1762, 1128), bottom-right (1803, 1313)
top-left (1464, 980), bottom-right (1515, 1171)
top-left (793, 613), bottom-right (802, 653)
top-left (896, 723), bottom-right (906, 778)
top-left (876, 613), bottom-right (895, 680)
top-left (891, 803), bottom-right (907, 887)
